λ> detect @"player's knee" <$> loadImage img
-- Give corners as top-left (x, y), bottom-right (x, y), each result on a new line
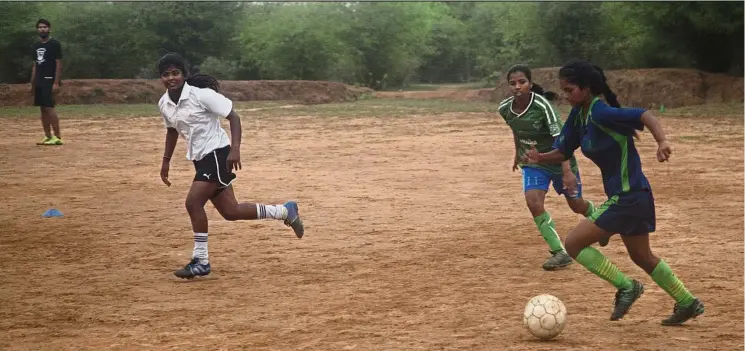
top-left (185, 197), bottom-right (203, 214)
top-left (525, 198), bottom-right (545, 216)
top-left (629, 251), bottom-right (659, 274)
top-left (220, 208), bottom-right (240, 221)
top-left (564, 239), bottom-right (582, 259)
top-left (568, 200), bottom-right (586, 214)
top-left (563, 228), bottom-right (591, 258)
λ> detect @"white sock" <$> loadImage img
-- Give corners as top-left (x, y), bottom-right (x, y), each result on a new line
top-left (256, 204), bottom-right (288, 220)
top-left (193, 232), bottom-right (208, 264)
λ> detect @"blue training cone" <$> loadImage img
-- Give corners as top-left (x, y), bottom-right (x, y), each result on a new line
top-left (42, 208), bottom-right (64, 218)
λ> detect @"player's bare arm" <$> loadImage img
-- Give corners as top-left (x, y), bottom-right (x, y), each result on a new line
top-left (161, 127), bottom-right (179, 186)
top-left (523, 147), bottom-right (565, 164)
top-left (53, 58), bottom-right (62, 92)
top-left (511, 129), bottom-right (519, 171)
top-left (560, 158), bottom-right (577, 195)
top-left (226, 110), bottom-right (242, 171)
top-left (30, 63), bottom-right (36, 95)
top-left (640, 111), bottom-right (671, 162)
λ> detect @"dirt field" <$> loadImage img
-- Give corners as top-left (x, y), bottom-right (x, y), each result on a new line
top-left (0, 102), bottom-right (743, 350)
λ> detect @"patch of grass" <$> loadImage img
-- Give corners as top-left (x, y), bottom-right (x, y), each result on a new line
top-left (659, 103), bottom-right (744, 118)
top-left (388, 82), bottom-right (488, 92)
top-left (0, 104), bottom-right (159, 119)
top-left (0, 99), bottom-right (741, 120)
top-left (535, 102), bottom-right (743, 120)
top-left (247, 98), bottom-right (495, 119)
top-left (234, 100), bottom-right (299, 110)
top-left (0, 100), bottom-right (299, 119)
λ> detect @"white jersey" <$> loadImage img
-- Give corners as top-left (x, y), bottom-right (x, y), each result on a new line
top-left (158, 82), bottom-right (233, 161)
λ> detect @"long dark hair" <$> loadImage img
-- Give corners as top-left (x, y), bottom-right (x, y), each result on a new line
top-left (558, 60), bottom-right (619, 108)
top-left (156, 53), bottom-right (220, 92)
top-left (559, 60), bottom-right (639, 139)
top-left (506, 64), bottom-right (558, 101)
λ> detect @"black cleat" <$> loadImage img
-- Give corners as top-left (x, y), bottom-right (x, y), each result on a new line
top-left (661, 298), bottom-right (704, 326)
top-left (174, 258), bottom-right (211, 279)
top-left (610, 279), bottom-right (644, 321)
top-left (542, 250), bottom-right (573, 271)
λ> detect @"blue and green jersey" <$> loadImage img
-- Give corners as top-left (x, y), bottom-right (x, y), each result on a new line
top-left (553, 97), bottom-right (651, 198)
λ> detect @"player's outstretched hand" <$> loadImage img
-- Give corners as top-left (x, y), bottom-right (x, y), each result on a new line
top-left (657, 140), bottom-right (672, 162)
top-left (562, 171), bottom-right (579, 198)
top-left (160, 160), bottom-right (171, 187)
top-left (227, 149), bottom-right (242, 171)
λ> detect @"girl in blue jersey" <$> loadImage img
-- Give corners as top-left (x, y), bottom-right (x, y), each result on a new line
top-left (523, 60), bottom-right (703, 325)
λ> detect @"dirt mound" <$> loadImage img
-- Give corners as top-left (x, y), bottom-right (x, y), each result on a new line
top-left (0, 79), bottom-right (373, 106)
top-left (376, 68), bottom-right (745, 109)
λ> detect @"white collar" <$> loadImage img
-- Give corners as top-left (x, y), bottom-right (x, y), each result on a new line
top-left (165, 81), bottom-right (192, 106)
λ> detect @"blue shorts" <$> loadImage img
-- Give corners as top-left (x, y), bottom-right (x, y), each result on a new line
top-left (589, 190), bottom-right (656, 236)
top-left (522, 166), bottom-right (583, 199)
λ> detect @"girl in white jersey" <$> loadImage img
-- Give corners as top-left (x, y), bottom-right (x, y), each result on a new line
top-left (157, 53), bottom-right (304, 279)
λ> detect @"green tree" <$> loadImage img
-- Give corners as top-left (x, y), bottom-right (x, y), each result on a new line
top-left (0, 2), bottom-right (41, 83)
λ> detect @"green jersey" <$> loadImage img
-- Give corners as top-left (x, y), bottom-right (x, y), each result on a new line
top-left (498, 93), bottom-right (578, 175)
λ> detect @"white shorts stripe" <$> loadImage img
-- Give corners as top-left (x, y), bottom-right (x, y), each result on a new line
top-left (213, 150), bottom-right (235, 188)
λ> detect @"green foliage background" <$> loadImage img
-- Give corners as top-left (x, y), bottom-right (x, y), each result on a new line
top-left (2, 2), bottom-right (742, 89)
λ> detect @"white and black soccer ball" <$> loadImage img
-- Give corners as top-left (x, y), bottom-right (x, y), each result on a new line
top-left (523, 294), bottom-right (567, 340)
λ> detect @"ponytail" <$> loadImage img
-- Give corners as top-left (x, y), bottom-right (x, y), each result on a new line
top-left (559, 60), bottom-right (640, 140)
top-left (593, 65), bottom-right (620, 108)
top-left (186, 74), bottom-right (220, 92)
top-left (593, 65), bottom-right (639, 139)
top-left (531, 83), bottom-right (558, 101)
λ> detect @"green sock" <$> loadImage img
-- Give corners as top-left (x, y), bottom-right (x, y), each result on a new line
top-left (575, 247), bottom-right (633, 290)
top-left (583, 200), bottom-right (596, 218)
top-left (533, 211), bottom-right (564, 253)
top-left (651, 260), bottom-right (696, 307)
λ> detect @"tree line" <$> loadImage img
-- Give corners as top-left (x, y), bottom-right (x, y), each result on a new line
top-left (1, 2), bottom-right (742, 89)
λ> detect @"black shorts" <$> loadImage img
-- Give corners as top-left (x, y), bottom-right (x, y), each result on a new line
top-left (193, 145), bottom-right (237, 190)
top-left (589, 190), bottom-right (656, 236)
top-left (34, 85), bottom-right (55, 108)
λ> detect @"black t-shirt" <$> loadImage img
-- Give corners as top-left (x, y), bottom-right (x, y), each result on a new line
top-left (32, 38), bottom-right (62, 86)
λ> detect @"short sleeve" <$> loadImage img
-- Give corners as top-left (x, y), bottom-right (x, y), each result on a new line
top-left (534, 95), bottom-right (561, 136)
top-left (497, 97), bottom-right (512, 123)
top-left (158, 98), bottom-right (173, 128)
top-left (162, 115), bottom-right (172, 129)
top-left (198, 88), bottom-right (233, 118)
top-left (498, 106), bottom-right (509, 122)
top-left (591, 104), bottom-right (645, 135)
top-left (552, 109), bottom-right (581, 161)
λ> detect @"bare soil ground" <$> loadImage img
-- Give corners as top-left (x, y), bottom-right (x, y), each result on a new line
top-left (0, 100), bottom-right (742, 350)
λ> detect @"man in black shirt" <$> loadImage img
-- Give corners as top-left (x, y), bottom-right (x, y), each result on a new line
top-left (31, 19), bottom-right (63, 145)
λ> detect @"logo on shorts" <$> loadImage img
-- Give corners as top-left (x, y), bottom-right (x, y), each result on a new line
top-left (36, 48), bottom-right (46, 64)
top-left (203, 173), bottom-right (211, 179)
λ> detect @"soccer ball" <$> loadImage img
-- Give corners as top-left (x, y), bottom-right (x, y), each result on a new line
top-left (523, 294), bottom-right (567, 340)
